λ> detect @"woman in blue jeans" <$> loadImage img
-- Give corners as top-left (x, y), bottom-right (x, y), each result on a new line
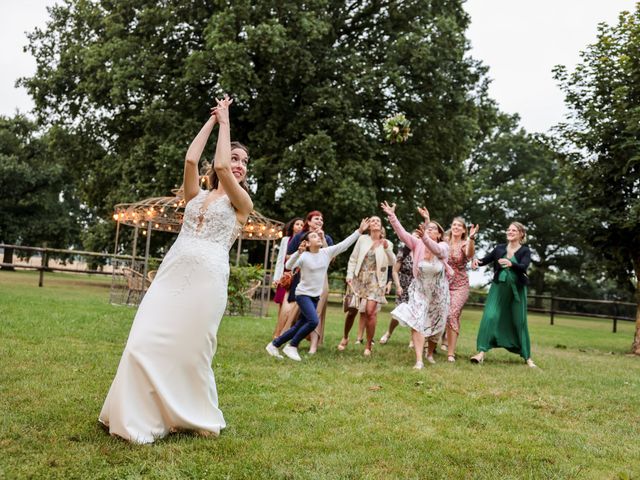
top-left (266, 218), bottom-right (370, 361)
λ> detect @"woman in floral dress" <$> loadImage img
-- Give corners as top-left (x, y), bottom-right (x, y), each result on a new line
top-left (381, 202), bottom-right (450, 369)
top-left (339, 216), bottom-right (395, 356)
top-left (379, 229), bottom-right (420, 347)
top-left (443, 217), bottom-right (478, 362)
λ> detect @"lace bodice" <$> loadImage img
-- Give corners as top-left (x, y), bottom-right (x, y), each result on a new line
top-left (179, 190), bottom-right (242, 250)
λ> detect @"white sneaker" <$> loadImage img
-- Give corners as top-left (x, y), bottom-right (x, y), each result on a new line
top-left (526, 359), bottom-right (537, 368)
top-left (413, 361), bottom-right (424, 370)
top-left (282, 345), bottom-right (302, 361)
top-left (266, 342), bottom-right (283, 359)
top-left (426, 355), bottom-right (436, 365)
top-left (379, 332), bottom-right (390, 344)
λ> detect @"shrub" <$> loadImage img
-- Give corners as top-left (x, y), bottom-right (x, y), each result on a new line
top-left (226, 265), bottom-right (264, 316)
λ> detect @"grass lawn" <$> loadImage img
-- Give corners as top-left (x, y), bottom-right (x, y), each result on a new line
top-left (1, 270), bottom-right (639, 479)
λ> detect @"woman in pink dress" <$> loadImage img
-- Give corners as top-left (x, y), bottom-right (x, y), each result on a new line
top-left (443, 217), bottom-right (478, 362)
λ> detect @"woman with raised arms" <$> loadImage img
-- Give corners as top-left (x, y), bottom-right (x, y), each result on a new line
top-left (100, 96), bottom-right (252, 443)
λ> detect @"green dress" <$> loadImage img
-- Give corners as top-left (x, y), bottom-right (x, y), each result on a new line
top-left (476, 254), bottom-right (531, 360)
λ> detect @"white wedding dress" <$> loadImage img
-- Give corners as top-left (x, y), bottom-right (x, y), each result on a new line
top-left (99, 189), bottom-right (242, 444)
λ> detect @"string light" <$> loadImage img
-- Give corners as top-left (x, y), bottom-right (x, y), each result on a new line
top-left (111, 197), bottom-right (283, 242)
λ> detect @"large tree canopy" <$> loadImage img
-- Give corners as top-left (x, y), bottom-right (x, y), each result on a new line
top-left (0, 115), bottom-right (82, 263)
top-left (553, 6), bottom-right (640, 354)
top-left (21, 0), bottom-right (493, 248)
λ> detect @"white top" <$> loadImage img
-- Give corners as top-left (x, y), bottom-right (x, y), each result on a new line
top-left (273, 236), bottom-right (290, 282)
top-left (285, 230), bottom-right (361, 297)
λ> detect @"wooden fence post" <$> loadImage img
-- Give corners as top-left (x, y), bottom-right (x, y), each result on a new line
top-left (550, 295), bottom-right (555, 325)
top-left (38, 249), bottom-right (48, 287)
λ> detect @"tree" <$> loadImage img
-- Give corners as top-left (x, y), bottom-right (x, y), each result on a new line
top-left (0, 115), bottom-right (82, 266)
top-left (20, 0), bottom-right (493, 251)
top-left (553, 6), bottom-right (640, 354)
top-left (466, 113), bottom-right (583, 305)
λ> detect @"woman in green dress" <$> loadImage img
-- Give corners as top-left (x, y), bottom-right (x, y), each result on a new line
top-left (470, 222), bottom-right (537, 367)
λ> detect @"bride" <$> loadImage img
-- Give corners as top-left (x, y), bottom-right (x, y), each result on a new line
top-left (99, 96), bottom-right (252, 443)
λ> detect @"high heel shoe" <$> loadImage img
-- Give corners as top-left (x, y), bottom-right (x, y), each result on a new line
top-left (337, 338), bottom-right (349, 351)
top-left (379, 332), bottom-right (391, 344)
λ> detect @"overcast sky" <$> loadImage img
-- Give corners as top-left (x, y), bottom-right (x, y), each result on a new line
top-left (1, 0), bottom-right (637, 133)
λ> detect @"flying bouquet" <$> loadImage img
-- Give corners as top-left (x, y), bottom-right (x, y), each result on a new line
top-left (383, 113), bottom-right (412, 144)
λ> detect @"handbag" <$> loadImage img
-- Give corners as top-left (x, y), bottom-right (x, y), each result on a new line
top-left (342, 285), bottom-right (358, 312)
top-left (277, 271), bottom-right (293, 290)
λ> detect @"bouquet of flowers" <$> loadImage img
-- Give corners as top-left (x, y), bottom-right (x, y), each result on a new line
top-left (383, 113), bottom-right (412, 144)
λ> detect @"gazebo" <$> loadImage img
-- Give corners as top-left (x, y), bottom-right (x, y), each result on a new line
top-left (109, 184), bottom-right (283, 315)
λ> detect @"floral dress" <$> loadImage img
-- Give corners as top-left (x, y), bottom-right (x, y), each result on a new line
top-left (351, 249), bottom-right (388, 312)
top-left (391, 258), bottom-right (450, 341)
top-left (395, 246), bottom-right (413, 305)
top-left (447, 241), bottom-right (470, 333)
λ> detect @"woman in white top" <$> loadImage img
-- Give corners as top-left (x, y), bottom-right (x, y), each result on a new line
top-left (338, 216), bottom-right (396, 356)
top-left (272, 217), bottom-right (304, 338)
top-left (266, 218), bottom-right (370, 361)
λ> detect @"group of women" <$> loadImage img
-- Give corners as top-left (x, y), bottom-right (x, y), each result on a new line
top-left (99, 98), bottom-right (535, 444)
top-left (271, 203), bottom-right (536, 370)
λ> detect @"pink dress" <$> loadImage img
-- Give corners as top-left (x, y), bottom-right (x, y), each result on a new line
top-left (446, 241), bottom-right (470, 333)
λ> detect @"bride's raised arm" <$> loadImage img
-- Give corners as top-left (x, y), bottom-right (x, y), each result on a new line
top-left (183, 114), bottom-right (217, 205)
top-left (212, 96), bottom-right (253, 222)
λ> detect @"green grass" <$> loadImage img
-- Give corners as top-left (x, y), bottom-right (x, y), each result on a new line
top-left (1, 270), bottom-right (639, 479)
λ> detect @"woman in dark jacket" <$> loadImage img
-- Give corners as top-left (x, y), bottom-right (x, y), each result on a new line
top-left (470, 222), bottom-right (536, 367)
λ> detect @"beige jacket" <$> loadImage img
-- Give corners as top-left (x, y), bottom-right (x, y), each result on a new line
top-left (346, 235), bottom-right (396, 288)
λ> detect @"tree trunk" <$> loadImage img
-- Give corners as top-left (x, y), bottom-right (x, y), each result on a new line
top-left (631, 254), bottom-right (640, 355)
top-left (1, 247), bottom-right (15, 271)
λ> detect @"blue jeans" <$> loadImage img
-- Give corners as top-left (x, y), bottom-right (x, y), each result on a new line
top-left (273, 295), bottom-right (319, 348)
